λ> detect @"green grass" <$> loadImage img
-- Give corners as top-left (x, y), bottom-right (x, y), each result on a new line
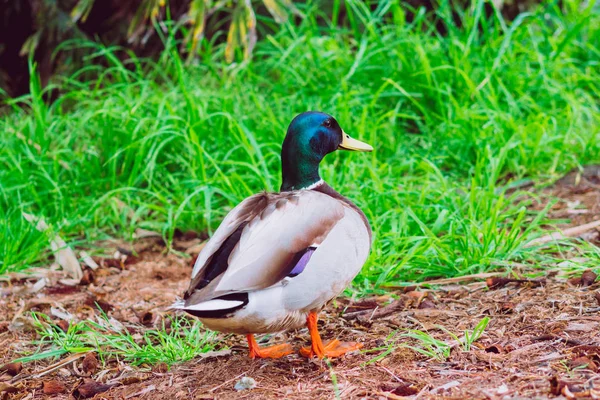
top-left (442, 316), bottom-right (490, 352)
top-left (1, 0), bottom-right (599, 286)
top-left (363, 316), bottom-right (491, 364)
top-left (402, 329), bottom-right (453, 361)
top-left (16, 312), bottom-right (223, 366)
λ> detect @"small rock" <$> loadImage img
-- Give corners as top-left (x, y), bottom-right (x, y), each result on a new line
top-left (497, 384), bottom-right (509, 394)
top-left (234, 377), bottom-right (257, 391)
top-left (44, 380), bottom-right (66, 395)
top-left (595, 291), bottom-right (600, 306)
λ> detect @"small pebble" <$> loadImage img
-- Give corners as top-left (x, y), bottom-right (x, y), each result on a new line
top-left (234, 377), bottom-right (257, 391)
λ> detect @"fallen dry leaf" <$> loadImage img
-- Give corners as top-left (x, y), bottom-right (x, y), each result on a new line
top-left (134, 228), bottom-right (162, 239)
top-left (185, 242), bottom-right (207, 255)
top-left (345, 298), bottom-right (407, 323)
top-left (549, 376), bottom-right (567, 396)
top-left (80, 251), bottom-right (99, 270)
top-left (406, 290), bottom-right (428, 307)
top-left (343, 299), bottom-right (380, 314)
top-left (570, 356), bottom-right (598, 372)
top-left (569, 276), bottom-right (583, 285)
top-left (84, 296), bottom-right (114, 313)
top-left (100, 258), bottom-right (122, 269)
top-left (380, 382), bottom-right (419, 396)
top-left (500, 302), bottom-right (516, 313)
top-left (549, 376), bottom-right (590, 398)
top-left (139, 311), bottom-right (154, 326)
top-left (485, 344), bottom-right (504, 354)
top-left (383, 272), bottom-right (500, 288)
top-left (581, 270), bottom-right (598, 286)
top-left (44, 284), bottom-right (80, 295)
top-left (56, 320), bottom-right (70, 333)
top-left (43, 380), bottom-right (66, 395)
top-left (152, 363), bottom-right (169, 373)
top-left (0, 362), bottom-right (22, 376)
top-left (82, 353), bottom-right (98, 375)
top-left (0, 382), bottom-right (19, 393)
top-left (418, 299), bottom-right (436, 309)
top-left (73, 379), bottom-right (116, 399)
top-left (23, 213), bottom-right (83, 281)
top-left (565, 322), bottom-right (598, 332)
top-left (79, 269), bottom-right (95, 285)
top-left (50, 306), bottom-right (74, 321)
top-left (125, 384), bottom-right (156, 399)
top-left (486, 277), bottom-right (545, 289)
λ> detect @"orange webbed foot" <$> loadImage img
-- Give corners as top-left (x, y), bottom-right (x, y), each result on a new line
top-left (247, 334), bottom-right (293, 359)
top-left (300, 338), bottom-right (363, 358)
top-left (249, 343), bottom-right (293, 359)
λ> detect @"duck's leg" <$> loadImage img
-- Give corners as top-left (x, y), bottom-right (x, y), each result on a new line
top-left (299, 311), bottom-right (363, 358)
top-left (246, 334), bottom-right (293, 359)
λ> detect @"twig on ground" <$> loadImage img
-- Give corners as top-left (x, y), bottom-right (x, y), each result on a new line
top-left (344, 299), bottom-right (406, 322)
top-left (526, 220), bottom-right (600, 247)
top-left (532, 334), bottom-right (586, 346)
top-left (382, 272), bottom-right (501, 289)
top-left (11, 352), bottom-right (89, 383)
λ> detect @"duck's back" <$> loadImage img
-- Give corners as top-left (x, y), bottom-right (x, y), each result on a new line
top-left (176, 185), bottom-right (371, 333)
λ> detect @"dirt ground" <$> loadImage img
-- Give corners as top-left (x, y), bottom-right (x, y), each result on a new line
top-left (1, 168), bottom-right (599, 400)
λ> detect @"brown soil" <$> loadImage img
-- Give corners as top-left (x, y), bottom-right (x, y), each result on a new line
top-left (1, 169), bottom-right (599, 400)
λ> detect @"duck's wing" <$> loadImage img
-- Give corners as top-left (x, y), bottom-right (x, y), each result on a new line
top-left (178, 190), bottom-right (345, 315)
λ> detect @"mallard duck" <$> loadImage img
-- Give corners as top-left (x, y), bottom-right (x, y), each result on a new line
top-left (172, 111), bottom-right (372, 359)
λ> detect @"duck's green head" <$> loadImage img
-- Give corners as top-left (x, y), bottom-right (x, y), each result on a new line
top-left (280, 111), bottom-right (372, 191)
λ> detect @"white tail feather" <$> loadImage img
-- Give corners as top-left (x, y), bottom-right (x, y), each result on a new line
top-left (183, 299), bottom-right (244, 311)
top-left (169, 298), bottom-right (186, 310)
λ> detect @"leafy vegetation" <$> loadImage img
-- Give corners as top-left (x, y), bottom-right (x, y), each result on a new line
top-left (402, 329), bottom-right (453, 361)
top-left (0, 0), bottom-right (302, 96)
top-left (443, 316), bottom-right (490, 352)
top-left (366, 317), bottom-right (491, 363)
top-left (16, 312), bottom-right (223, 366)
top-left (1, 0), bottom-right (599, 287)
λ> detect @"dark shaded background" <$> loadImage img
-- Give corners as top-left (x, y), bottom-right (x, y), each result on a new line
top-left (0, 0), bottom-right (535, 98)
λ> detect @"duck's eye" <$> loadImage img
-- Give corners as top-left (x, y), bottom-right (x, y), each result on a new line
top-left (322, 119), bottom-right (332, 128)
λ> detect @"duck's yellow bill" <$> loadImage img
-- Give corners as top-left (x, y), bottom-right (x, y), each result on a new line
top-left (338, 131), bottom-right (373, 152)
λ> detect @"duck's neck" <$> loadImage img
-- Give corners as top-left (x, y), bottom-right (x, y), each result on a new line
top-left (280, 144), bottom-right (323, 191)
